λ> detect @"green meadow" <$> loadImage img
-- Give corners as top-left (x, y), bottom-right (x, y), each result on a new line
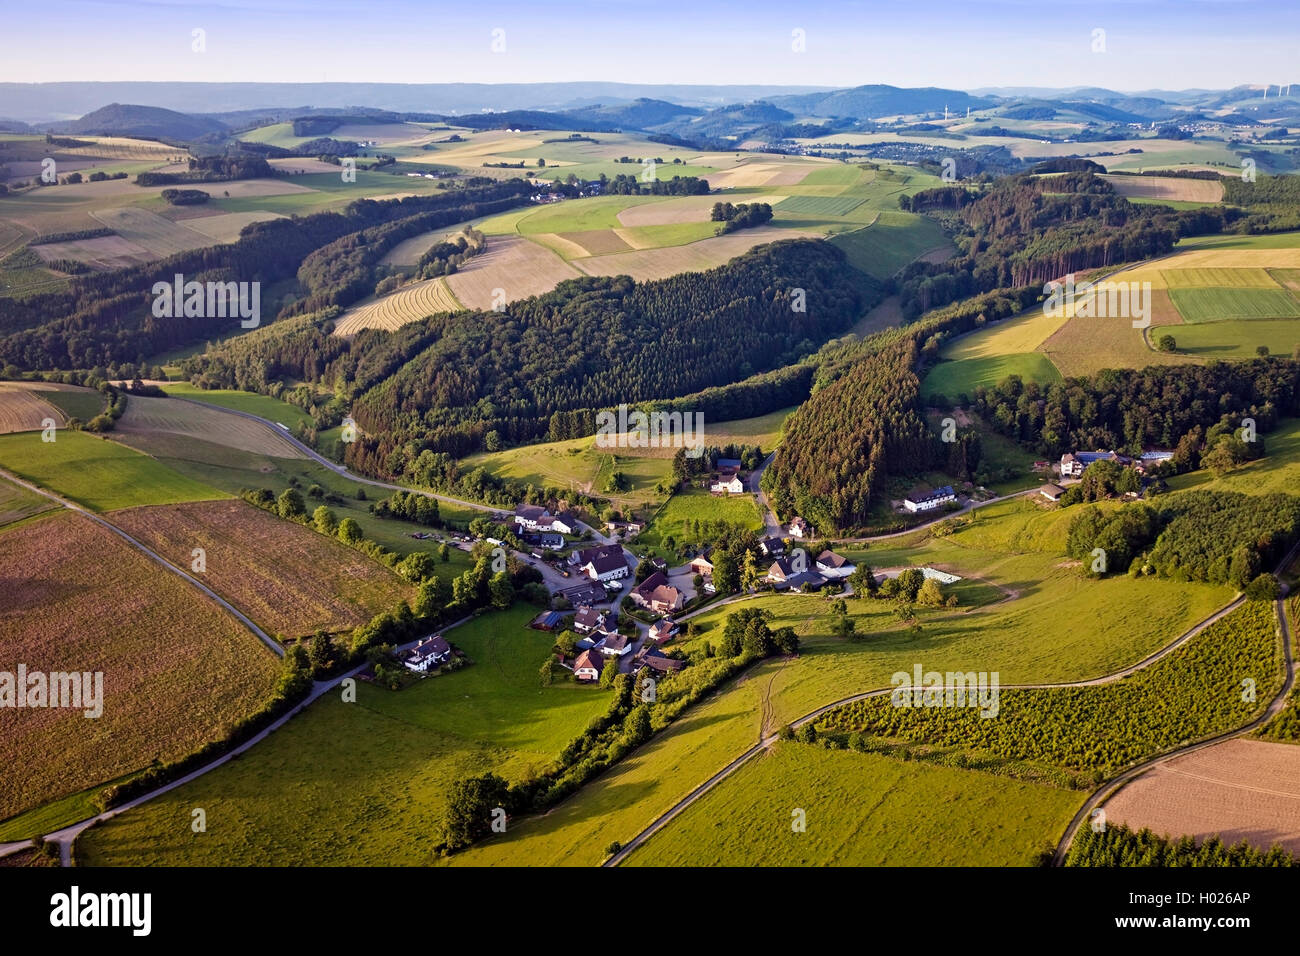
top-left (626, 743), bottom-right (1082, 866)
top-left (921, 351), bottom-right (1063, 399)
top-left (0, 430), bottom-right (224, 512)
top-left (76, 606), bottom-right (613, 866)
top-left (162, 383), bottom-right (317, 431)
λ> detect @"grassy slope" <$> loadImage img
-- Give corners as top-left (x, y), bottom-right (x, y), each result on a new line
top-left (76, 606), bottom-right (612, 865)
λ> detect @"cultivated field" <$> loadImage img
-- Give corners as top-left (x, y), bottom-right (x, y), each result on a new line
top-left (1103, 738), bottom-right (1300, 855)
top-left (444, 235), bottom-right (581, 310)
top-left (1166, 287), bottom-right (1300, 323)
top-left (116, 393), bottom-right (307, 458)
top-left (110, 499), bottom-right (415, 639)
top-left (0, 430), bottom-right (225, 511)
top-left (1102, 174), bottom-right (1225, 204)
top-left (572, 226), bottom-right (819, 281)
top-left (30, 234), bottom-right (153, 270)
top-left (627, 743), bottom-right (1081, 866)
top-left (333, 277), bottom-right (463, 335)
top-left (160, 383), bottom-right (316, 431)
top-left (0, 509), bottom-right (280, 824)
top-left (76, 607), bottom-right (612, 865)
top-left (0, 383), bottom-right (62, 433)
top-left (0, 473), bottom-right (57, 528)
top-left (89, 206), bottom-right (213, 257)
top-left (922, 352), bottom-right (1062, 400)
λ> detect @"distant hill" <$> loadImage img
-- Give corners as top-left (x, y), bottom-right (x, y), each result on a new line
top-left (772, 84), bottom-right (997, 118)
top-left (571, 98), bottom-right (703, 129)
top-left (49, 103), bottom-right (229, 141)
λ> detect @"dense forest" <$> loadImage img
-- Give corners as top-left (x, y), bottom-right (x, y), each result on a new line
top-left (184, 239), bottom-right (876, 474)
top-left (1066, 823), bottom-right (1296, 867)
top-left (0, 179), bottom-right (532, 367)
top-left (967, 359), bottom-right (1300, 456)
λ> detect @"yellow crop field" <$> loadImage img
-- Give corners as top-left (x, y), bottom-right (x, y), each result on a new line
top-left (333, 277), bottom-right (464, 334)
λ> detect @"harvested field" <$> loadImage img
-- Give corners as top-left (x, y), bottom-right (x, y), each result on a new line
top-left (31, 234), bottom-right (151, 270)
top-left (1102, 174), bottom-right (1224, 204)
top-left (1270, 268), bottom-right (1300, 292)
top-left (554, 229), bottom-right (633, 256)
top-left (0, 509), bottom-right (280, 821)
top-left (573, 226), bottom-right (818, 282)
top-left (110, 499), bottom-right (415, 639)
top-left (706, 163), bottom-right (813, 189)
top-left (530, 232), bottom-right (597, 259)
top-left (268, 157), bottom-right (346, 175)
top-left (444, 235), bottom-right (581, 309)
top-left (181, 211), bottom-right (284, 243)
top-left (90, 207), bottom-right (212, 257)
top-left (333, 277), bottom-right (463, 335)
top-left (1104, 738), bottom-right (1300, 855)
top-left (115, 394), bottom-right (306, 458)
top-left (202, 178), bottom-right (317, 198)
top-left (0, 384), bottom-right (62, 434)
top-left (775, 194), bottom-right (865, 216)
top-left (1161, 267), bottom-right (1280, 288)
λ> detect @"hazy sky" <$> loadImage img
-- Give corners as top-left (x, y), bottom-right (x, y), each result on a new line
top-left (2, 0), bottom-right (1295, 90)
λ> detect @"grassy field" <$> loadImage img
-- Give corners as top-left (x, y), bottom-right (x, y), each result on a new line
top-left (110, 499), bottom-right (416, 639)
top-left (0, 473), bottom-right (57, 528)
top-left (1162, 319), bottom-right (1300, 359)
top-left (35, 386), bottom-right (105, 422)
top-left (0, 430), bottom-right (225, 511)
top-left (830, 211), bottom-right (952, 279)
top-left (1168, 417), bottom-right (1300, 496)
top-left (0, 509), bottom-right (280, 825)
top-left (161, 383), bottom-right (317, 431)
top-left (117, 393), bottom-right (307, 458)
top-left (626, 742), bottom-right (1082, 866)
top-left (1166, 287), bottom-right (1300, 323)
top-left (636, 488), bottom-right (764, 559)
top-left (75, 606), bottom-right (614, 865)
top-left (921, 352), bottom-right (1062, 400)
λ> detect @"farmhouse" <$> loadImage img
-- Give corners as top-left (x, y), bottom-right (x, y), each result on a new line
top-left (789, 516), bottom-right (811, 539)
top-left (573, 605), bottom-right (613, 634)
top-left (1059, 450), bottom-right (1132, 479)
top-left (403, 635), bottom-right (452, 673)
top-left (1039, 483), bottom-right (1065, 502)
top-left (524, 532), bottom-right (565, 550)
top-left (903, 485), bottom-right (956, 513)
top-left (634, 646), bottom-right (687, 674)
top-left (689, 549), bottom-right (715, 576)
top-left (571, 543), bottom-right (630, 582)
top-left (649, 619), bottom-right (679, 643)
top-left (710, 475), bottom-right (745, 495)
top-left (816, 550), bottom-right (854, 578)
top-left (514, 504), bottom-right (578, 534)
top-left (782, 570), bottom-right (827, 591)
top-left (599, 633), bottom-right (633, 657)
top-left (573, 649), bottom-right (605, 682)
top-left (631, 572), bottom-right (685, 614)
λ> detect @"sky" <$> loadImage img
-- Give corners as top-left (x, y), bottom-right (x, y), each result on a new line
top-left (1, 0), bottom-right (1296, 91)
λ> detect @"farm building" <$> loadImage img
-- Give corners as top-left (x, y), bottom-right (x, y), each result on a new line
top-left (599, 634), bottom-right (633, 657)
top-left (561, 581), bottom-right (608, 606)
top-left (1059, 451), bottom-right (1131, 479)
top-left (710, 475), bottom-right (745, 494)
top-left (631, 572), bottom-right (684, 614)
top-left (529, 610), bottom-right (566, 631)
top-left (1039, 483), bottom-right (1065, 501)
top-left (689, 549), bottom-right (714, 575)
top-left (816, 550), bottom-right (855, 579)
top-left (634, 646), bottom-right (687, 674)
top-left (902, 485), bottom-right (956, 513)
top-left (573, 649), bottom-right (604, 682)
top-left (403, 636), bottom-right (452, 673)
top-left (572, 544), bottom-right (630, 583)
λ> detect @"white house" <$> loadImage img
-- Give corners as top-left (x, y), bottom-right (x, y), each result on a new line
top-left (599, 634), bottom-right (633, 657)
top-left (573, 649), bottom-right (604, 681)
top-left (789, 517), bottom-right (810, 539)
top-left (815, 550), bottom-right (855, 579)
top-left (403, 636), bottom-right (452, 673)
top-left (710, 475), bottom-right (745, 494)
top-left (574, 544), bottom-right (630, 583)
top-left (902, 485), bottom-right (956, 513)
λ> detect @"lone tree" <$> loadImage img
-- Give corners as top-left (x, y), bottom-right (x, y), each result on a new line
top-left (1157, 334), bottom-right (1177, 352)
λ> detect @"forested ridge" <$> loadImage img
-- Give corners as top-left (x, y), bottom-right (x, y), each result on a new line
top-left (0, 179), bottom-right (531, 368)
top-left (184, 239), bottom-right (878, 475)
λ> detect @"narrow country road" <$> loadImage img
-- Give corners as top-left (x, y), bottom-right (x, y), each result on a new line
top-left (0, 463), bottom-right (282, 657)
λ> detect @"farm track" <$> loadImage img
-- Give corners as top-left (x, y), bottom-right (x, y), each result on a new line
top-left (605, 543), bottom-right (1295, 866)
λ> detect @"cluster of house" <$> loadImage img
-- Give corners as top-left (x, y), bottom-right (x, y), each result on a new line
top-left (514, 504), bottom-right (578, 535)
top-left (568, 604), bottom-right (684, 682)
top-left (631, 571), bottom-right (685, 614)
top-left (765, 549), bottom-right (855, 591)
top-left (902, 485), bottom-right (958, 513)
top-left (402, 635), bottom-right (453, 673)
top-left (709, 458), bottom-right (746, 495)
top-left (1058, 449), bottom-right (1173, 479)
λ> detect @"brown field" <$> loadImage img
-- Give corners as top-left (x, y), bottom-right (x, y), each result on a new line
top-left (0, 509), bottom-right (280, 821)
top-left (31, 234), bottom-right (152, 270)
top-left (333, 277), bottom-right (463, 334)
top-left (89, 207), bottom-right (213, 257)
top-left (1104, 738), bottom-right (1300, 855)
top-left (530, 232), bottom-right (595, 258)
top-left (1101, 174), bottom-right (1225, 204)
top-left (557, 229), bottom-right (634, 256)
top-left (705, 163), bottom-right (815, 189)
top-left (0, 384), bottom-right (62, 434)
top-left (110, 499), bottom-right (416, 640)
top-left (56, 136), bottom-right (180, 162)
top-left (444, 235), bottom-right (582, 309)
top-left (114, 394), bottom-right (306, 458)
top-left (180, 210), bottom-right (284, 243)
top-left (268, 157), bottom-right (344, 175)
top-left (573, 226), bottom-right (818, 282)
top-left (0, 474), bottom-right (57, 528)
top-left (1040, 292), bottom-right (1187, 377)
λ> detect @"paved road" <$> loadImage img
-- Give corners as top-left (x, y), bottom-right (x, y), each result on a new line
top-left (604, 571), bottom-right (1272, 867)
top-left (0, 463), bottom-right (281, 657)
top-left (748, 452), bottom-right (782, 538)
